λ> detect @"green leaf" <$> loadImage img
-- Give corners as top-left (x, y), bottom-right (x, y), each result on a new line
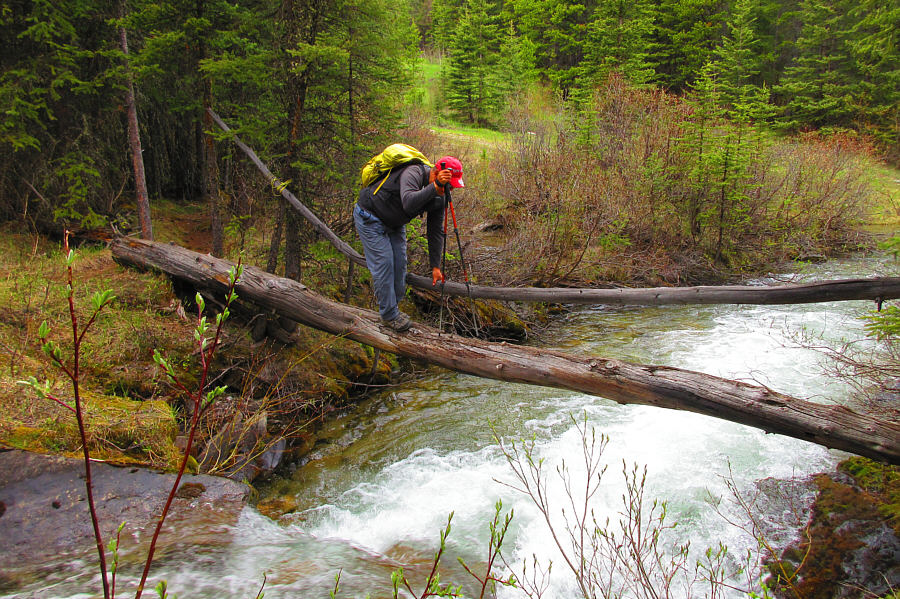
top-left (195, 293), bottom-right (205, 313)
top-left (38, 321), bottom-right (50, 339)
top-left (203, 386), bottom-right (226, 409)
top-left (91, 289), bottom-right (116, 311)
top-left (17, 376), bottom-right (50, 399)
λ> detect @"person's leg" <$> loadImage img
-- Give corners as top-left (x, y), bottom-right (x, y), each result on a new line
top-left (389, 225), bottom-right (408, 309)
top-left (354, 205), bottom-right (399, 321)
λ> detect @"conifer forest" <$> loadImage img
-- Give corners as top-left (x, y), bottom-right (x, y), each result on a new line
top-left (1, 0), bottom-right (897, 249)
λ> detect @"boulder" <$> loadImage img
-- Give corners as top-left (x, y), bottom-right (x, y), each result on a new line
top-left (0, 449), bottom-right (249, 579)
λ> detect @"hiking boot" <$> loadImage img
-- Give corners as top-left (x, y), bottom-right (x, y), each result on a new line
top-left (382, 312), bottom-right (412, 332)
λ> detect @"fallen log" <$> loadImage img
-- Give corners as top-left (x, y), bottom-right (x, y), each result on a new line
top-left (111, 237), bottom-right (900, 464)
top-left (208, 108), bottom-right (900, 307)
top-left (408, 275), bottom-right (900, 306)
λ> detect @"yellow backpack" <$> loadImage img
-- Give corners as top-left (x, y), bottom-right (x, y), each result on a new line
top-left (359, 143), bottom-right (433, 194)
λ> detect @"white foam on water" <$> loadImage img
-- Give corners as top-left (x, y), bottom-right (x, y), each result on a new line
top-left (283, 286), bottom-right (863, 597)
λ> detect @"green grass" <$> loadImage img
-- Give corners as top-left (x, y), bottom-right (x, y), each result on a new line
top-left (414, 55), bottom-right (510, 150)
top-left (865, 161), bottom-right (900, 226)
top-left (0, 226), bottom-right (191, 467)
top-left (432, 124), bottom-right (509, 145)
top-left (422, 59), bottom-right (442, 82)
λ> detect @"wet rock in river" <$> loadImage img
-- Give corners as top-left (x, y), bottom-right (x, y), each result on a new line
top-left (0, 449), bottom-right (250, 577)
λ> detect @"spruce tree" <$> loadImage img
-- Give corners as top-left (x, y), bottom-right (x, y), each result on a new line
top-left (708, 0), bottom-right (766, 112)
top-left (430, 0), bottom-right (466, 55)
top-left (577, 0), bottom-right (656, 90)
top-left (445, 0), bottom-right (505, 125)
top-left (510, 0), bottom-right (594, 95)
top-left (0, 0), bottom-right (123, 228)
top-left (846, 0), bottom-right (899, 154)
top-left (647, 0), bottom-right (728, 91)
top-left (775, 0), bottom-right (857, 131)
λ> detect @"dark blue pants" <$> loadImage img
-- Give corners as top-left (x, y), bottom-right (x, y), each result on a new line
top-left (354, 203), bottom-right (407, 321)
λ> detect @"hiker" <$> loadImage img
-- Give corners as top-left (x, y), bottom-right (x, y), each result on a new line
top-left (354, 155), bottom-right (465, 332)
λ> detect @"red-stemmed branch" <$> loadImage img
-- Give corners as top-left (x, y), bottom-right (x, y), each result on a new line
top-left (19, 231), bottom-right (118, 598)
top-left (133, 258), bottom-right (243, 599)
top-left (18, 238), bottom-right (243, 599)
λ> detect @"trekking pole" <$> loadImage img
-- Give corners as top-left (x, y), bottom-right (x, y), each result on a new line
top-left (438, 198), bottom-right (449, 332)
top-left (443, 173), bottom-right (480, 336)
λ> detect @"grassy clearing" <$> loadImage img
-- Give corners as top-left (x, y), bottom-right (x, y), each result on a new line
top-left (864, 161), bottom-right (900, 227)
top-left (414, 55), bottom-right (510, 153)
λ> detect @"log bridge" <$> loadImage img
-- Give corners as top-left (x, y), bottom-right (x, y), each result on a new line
top-left (111, 237), bottom-right (900, 464)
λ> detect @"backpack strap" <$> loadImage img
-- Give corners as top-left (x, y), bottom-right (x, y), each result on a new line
top-left (373, 167), bottom-right (392, 195)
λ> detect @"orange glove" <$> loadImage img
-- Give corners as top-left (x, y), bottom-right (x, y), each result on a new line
top-left (432, 267), bottom-right (445, 286)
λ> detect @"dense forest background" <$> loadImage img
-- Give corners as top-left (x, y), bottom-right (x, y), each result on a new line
top-left (1, 0), bottom-right (897, 279)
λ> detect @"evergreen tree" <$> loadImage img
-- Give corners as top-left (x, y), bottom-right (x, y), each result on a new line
top-left (498, 19), bottom-right (540, 95)
top-left (445, 0), bottom-right (506, 125)
top-left (576, 0), bottom-right (656, 91)
top-left (0, 0), bottom-right (124, 228)
top-left (647, 0), bottom-right (728, 91)
top-left (846, 0), bottom-right (899, 154)
top-left (510, 0), bottom-right (595, 95)
top-left (678, 63), bottom-right (726, 245)
top-left (682, 63), bottom-right (768, 263)
top-left (774, 0), bottom-right (857, 131)
top-left (117, 0), bottom-right (152, 240)
top-left (708, 0), bottom-right (765, 111)
top-left (430, 0), bottom-right (466, 54)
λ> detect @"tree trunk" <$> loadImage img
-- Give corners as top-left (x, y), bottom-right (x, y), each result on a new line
top-left (207, 108), bottom-right (900, 307)
top-left (110, 237), bottom-right (900, 465)
top-left (284, 212), bottom-right (301, 281)
top-left (266, 202), bottom-right (286, 274)
top-left (202, 100), bottom-right (223, 257)
top-left (119, 1), bottom-right (152, 240)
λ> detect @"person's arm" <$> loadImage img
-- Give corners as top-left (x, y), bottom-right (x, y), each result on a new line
top-left (399, 165), bottom-right (439, 216)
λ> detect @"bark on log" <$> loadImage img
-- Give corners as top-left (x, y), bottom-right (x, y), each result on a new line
top-left (208, 108), bottom-right (900, 307)
top-left (111, 237), bottom-right (900, 464)
top-left (409, 275), bottom-right (900, 306)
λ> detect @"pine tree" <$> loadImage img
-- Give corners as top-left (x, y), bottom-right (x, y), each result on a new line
top-left (774, 0), bottom-right (857, 131)
top-left (445, 0), bottom-right (506, 125)
top-left (577, 0), bottom-right (656, 90)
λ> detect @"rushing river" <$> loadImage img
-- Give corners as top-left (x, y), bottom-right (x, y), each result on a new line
top-left (6, 253), bottom-right (896, 598)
